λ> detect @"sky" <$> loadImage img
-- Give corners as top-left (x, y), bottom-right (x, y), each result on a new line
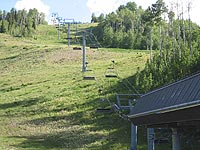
top-left (0, 0), bottom-right (199, 25)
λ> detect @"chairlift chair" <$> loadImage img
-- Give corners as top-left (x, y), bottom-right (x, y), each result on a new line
top-left (83, 76), bottom-right (96, 80)
top-left (112, 104), bottom-right (120, 112)
top-left (96, 108), bottom-right (112, 113)
top-left (73, 47), bottom-right (82, 50)
top-left (83, 63), bottom-right (96, 80)
top-left (105, 62), bottom-right (118, 78)
top-left (105, 60), bottom-right (118, 78)
top-left (90, 44), bottom-right (99, 49)
top-left (105, 74), bottom-right (118, 78)
top-left (64, 37), bottom-right (73, 40)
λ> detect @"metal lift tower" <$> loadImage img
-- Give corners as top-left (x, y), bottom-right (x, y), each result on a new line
top-left (63, 19), bottom-right (74, 47)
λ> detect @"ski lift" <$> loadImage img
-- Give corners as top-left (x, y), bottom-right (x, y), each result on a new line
top-left (105, 60), bottom-right (118, 78)
top-left (73, 47), bottom-right (82, 50)
top-left (83, 62), bottom-right (96, 80)
top-left (112, 104), bottom-right (120, 112)
top-left (96, 108), bottom-right (112, 113)
top-left (64, 37), bottom-right (73, 40)
top-left (105, 74), bottom-right (118, 78)
top-left (83, 76), bottom-right (96, 80)
top-left (90, 44), bottom-right (99, 49)
top-left (83, 69), bottom-right (96, 80)
top-left (72, 26), bottom-right (82, 50)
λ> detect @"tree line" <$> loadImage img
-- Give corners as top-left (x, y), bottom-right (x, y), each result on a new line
top-left (91, 0), bottom-right (200, 92)
top-left (92, 0), bottom-right (200, 53)
top-left (0, 8), bottom-right (46, 37)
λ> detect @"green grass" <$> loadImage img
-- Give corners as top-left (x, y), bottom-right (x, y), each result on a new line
top-left (0, 25), bottom-right (170, 150)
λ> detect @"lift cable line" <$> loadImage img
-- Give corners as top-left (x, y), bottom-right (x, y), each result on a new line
top-left (80, 30), bottom-right (140, 120)
top-left (89, 32), bottom-right (102, 48)
top-left (83, 29), bottom-right (102, 49)
top-left (81, 29), bottom-right (103, 80)
top-left (104, 60), bottom-right (140, 94)
top-left (52, 13), bottom-right (76, 46)
top-left (95, 60), bottom-right (141, 121)
top-left (82, 31), bottom-right (96, 80)
top-left (62, 19), bottom-right (75, 47)
top-left (73, 23), bottom-right (82, 50)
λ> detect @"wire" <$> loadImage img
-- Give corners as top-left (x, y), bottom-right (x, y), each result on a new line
top-left (105, 61), bottom-right (140, 94)
top-left (90, 32), bottom-right (102, 48)
top-left (117, 76), bottom-right (140, 95)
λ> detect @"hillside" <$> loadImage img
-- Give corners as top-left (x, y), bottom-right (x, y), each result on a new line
top-left (0, 25), bottom-right (149, 150)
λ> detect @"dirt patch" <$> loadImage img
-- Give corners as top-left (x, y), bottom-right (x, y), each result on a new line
top-left (47, 49), bottom-right (82, 64)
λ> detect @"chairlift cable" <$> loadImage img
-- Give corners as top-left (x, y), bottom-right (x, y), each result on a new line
top-left (113, 62), bottom-right (140, 94)
top-left (90, 32), bottom-right (102, 48)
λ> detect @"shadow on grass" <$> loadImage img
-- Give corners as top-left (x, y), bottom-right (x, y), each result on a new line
top-left (11, 129), bottom-right (104, 150)
top-left (0, 54), bottom-right (20, 61)
top-left (0, 97), bottom-right (45, 110)
top-left (0, 79), bottom-right (50, 94)
top-left (15, 95), bottom-right (131, 149)
top-left (9, 75), bottom-right (140, 149)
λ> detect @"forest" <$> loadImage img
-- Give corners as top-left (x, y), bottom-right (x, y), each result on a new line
top-left (0, 8), bottom-right (46, 37)
top-left (92, 0), bottom-right (200, 51)
top-left (92, 0), bottom-right (200, 92)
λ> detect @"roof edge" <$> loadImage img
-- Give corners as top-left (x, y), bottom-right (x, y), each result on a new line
top-left (141, 73), bottom-right (200, 98)
top-left (128, 99), bottom-right (200, 119)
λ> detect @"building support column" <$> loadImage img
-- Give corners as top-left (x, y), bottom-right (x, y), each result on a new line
top-left (147, 128), bottom-right (155, 150)
top-left (172, 128), bottom-right (180, 150)
top-left (130, 123), bottom-right (137, 150)
top-left (130, 100), bottom-right (137, 150)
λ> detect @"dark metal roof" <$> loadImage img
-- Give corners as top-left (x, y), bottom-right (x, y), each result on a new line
top-left (129, 73), bottom-right (200, 121)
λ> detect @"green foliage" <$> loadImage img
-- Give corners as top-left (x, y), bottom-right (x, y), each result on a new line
top-left (0, 8), bottom-right (46, 37)
top-left (0, 19), bottom-right (8, 33)
top-left (91, 13), bottom-right (98, 23)
top-left (134, 46), bottom-right (200, 93)
top-left (92, 0), bottom-right (200, 54)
